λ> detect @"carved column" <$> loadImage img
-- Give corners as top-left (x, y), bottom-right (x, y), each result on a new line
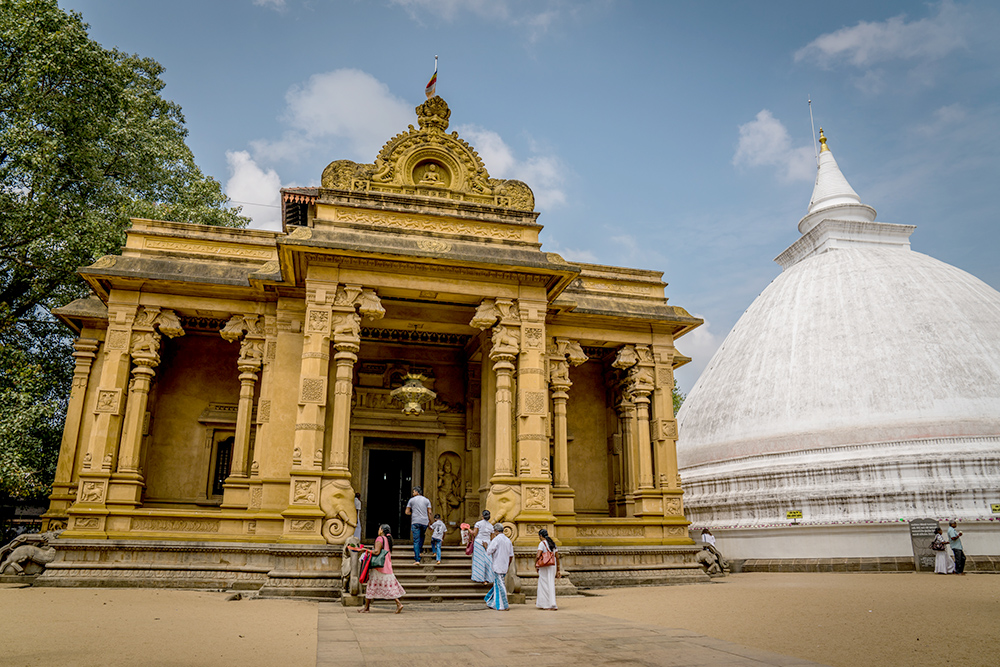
top-left (490, 328), bottom-right (517, 477)
top-left (245, 311), bottom-right (277, 524)
top-left (283, 282), bottom-right (383, 543)
top-left (219, 314), bottom-right (265, 509)
top-left (651, 345), bottom-right (685, 527)
top-left (70, 301), bottom-right (139, 534)
top-left (615, 395), bottom-right (638, 517)
top-left (548, 338), bottom-right (587, 524)
top-left (44, 337), bottom-right (100, 526)
top-left (109, 307), bottom-right (184, 509)
top-left (329, 286), bottom-right (384, 472)
top-left (282, 280), bottom-right (335, 543)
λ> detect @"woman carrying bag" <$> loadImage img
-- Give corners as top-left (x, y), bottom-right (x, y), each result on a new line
top-left (359, 524), bottom-right (405, 613)
top-left (534, 528), bottom-right (560, 610)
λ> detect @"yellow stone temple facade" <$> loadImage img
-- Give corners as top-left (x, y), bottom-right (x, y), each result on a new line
top-left (39, 97), bottom-right (706, 593)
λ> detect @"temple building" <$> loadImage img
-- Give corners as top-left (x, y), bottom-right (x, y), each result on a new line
top-left (677, 130), bottom-right (1000, 568)
top-left (38, 97), bottom-right (707, 593)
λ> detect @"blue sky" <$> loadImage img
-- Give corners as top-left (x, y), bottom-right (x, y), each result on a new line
top-left (63, 0), bottom-right (1000, 392)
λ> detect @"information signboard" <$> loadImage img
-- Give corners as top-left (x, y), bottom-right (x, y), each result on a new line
top-left (909, 518), bottom-right (940, 572)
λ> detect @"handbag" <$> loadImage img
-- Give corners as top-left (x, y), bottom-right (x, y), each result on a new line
top-left (370, 536), bottom-right (388, 568)
top-left (931, 539), bottom-right (946, 551)
top-left (535, 548), bottom-right (556, 568)
top-left (465, 540), bottom-right (475, 555)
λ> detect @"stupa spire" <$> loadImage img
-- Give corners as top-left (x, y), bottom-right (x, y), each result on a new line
top-left (798, 128), bottom-right (876, 235)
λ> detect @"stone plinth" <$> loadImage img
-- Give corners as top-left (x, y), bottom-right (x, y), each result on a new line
top-left (34, 539), bottom-right (342, 597)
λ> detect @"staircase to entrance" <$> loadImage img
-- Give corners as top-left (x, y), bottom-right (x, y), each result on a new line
top-left (388, 545), bottom-right (491, 603)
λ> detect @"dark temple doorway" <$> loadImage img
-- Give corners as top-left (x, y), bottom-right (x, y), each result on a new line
top-left (363, 439), bottom-right (423, 542)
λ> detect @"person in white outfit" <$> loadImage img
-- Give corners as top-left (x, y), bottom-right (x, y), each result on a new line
top-left (932, 526), bottom-right (955, 574)
top-left (534, 528), bottom-right (560, 610)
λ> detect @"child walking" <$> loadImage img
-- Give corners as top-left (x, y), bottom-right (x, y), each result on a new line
top-left (429, 513), bottom-right (447, 564)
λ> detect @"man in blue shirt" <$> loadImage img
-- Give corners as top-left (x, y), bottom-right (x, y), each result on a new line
top-left (947, 521), bottom-right (965, 575)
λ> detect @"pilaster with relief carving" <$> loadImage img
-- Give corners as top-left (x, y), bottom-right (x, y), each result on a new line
top-left (282, 280), bottom-right (335, 542)
top-left (45, 337), bottom-right (100, 523)
top-left (651, 345), bottom-right (683, 517)
top-left (67, 300), bottom-right (139, 535)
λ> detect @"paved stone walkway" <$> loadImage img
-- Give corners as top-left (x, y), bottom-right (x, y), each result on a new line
top-left (317, 602), bottom-right (828, 667)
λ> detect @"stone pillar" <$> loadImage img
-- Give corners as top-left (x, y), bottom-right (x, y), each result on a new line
top-left (245, 311), bottom-right (277, 528)
top-left (107, 307), bottom-right (185, 512)
top-left (613, 345), bottom-right (640, 517)
top-left (282, 283), bottom-right (383, 543)
top-left (650, 345), bottom-right (684, 523)
top-left (282, 280), bottom-right (335, 543)
top-left (548, 338), bottom-right (588, 523)
top-left (219, 314), bottom-right (265, 509)
top-left (490, 328), bottom-right (517, 477)
top-left (44, 337), bottom-right (100, 526)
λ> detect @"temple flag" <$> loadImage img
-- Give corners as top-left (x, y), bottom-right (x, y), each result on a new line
top-left (425, 56), bottom-right (438, 98)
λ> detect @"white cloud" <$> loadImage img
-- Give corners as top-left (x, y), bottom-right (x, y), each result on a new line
top-left (390, 0), bottom-right (564, 41)
top-left (733, 110), bottom-right (815, 182)
top-left (457, 124), bottom-right (567, 210)
top-left (915, 103), bottom-right (967, 136)
top-left (251, 69), bottom-right (412, 165)
top-left (252, 0), bottom-right (286, 11)
top-left (225, 151), bottom-right (282, 231)
top-left (794, 2), bottom-right (967, 68)
top-left (673, 315), bottom-right (724, 394)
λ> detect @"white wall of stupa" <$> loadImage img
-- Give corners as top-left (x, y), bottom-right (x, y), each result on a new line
top-left (676, 131), bottom-right (1000, 561)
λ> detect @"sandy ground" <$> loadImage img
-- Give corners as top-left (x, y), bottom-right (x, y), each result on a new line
top-left (2, 573), bottom-right (998, 667)
top-left (0, 585), bottom-right (317, 667)
top-left (564, 573), bottom-right (1000, 667)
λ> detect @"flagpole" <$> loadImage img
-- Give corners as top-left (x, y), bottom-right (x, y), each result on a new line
top-left (808, 96), bottom-right (819, 165)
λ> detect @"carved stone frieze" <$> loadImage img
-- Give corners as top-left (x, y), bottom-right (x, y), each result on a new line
top-left (131, 518), bottom-right (220, 532)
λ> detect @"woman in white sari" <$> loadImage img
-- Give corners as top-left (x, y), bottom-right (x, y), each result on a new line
top-left (470, 510), bottom-right (494, 585)
top-left (932, 526), bottom-right (955, 574)
top-left (535, 528), bottom-right (560, 610)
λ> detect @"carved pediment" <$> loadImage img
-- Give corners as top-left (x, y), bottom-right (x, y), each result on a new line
top-left (320, 97), bottom-right (535, 212)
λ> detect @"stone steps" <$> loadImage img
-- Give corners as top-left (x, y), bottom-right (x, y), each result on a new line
top-left (388, 545), bottom-right (489, 602)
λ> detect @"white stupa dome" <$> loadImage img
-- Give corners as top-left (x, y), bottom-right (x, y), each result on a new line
top-left (676, 130), bottom-right (1000, 558)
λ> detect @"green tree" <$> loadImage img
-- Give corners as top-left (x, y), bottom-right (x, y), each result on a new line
top-left (672, 379), bottom-right (686, 416)
top-left (0, 0), bottom-right (249, 499)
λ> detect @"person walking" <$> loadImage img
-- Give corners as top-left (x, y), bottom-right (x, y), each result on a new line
top-left (947, 521), bottom-right (966, 575)
top-left (404, 486), bottom-right (432, 565)
top-left (485, 523), bottom-right (514, 611)
top-left (359, 524), bottom-right (405, 613)
top-left (429, 513), bottom-right (446, 565)
top-left (353, 492), bottom-right (362, 541)
top-left (534, 528), bottom-right (560, 611)
top-left (932, 526), bottom-right (955, 574)
top-left (470, 510), bottom-right (494, 585)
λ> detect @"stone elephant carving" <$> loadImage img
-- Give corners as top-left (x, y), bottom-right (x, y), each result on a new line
top-left (0, 531), bottom-right (61, 576)
top-left (320, 479), bottom-right (358, 544)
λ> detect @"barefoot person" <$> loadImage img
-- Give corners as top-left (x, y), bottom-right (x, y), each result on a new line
top-left (359, 524), bottom-right (405, 613)
top-left (535, 528), bottom-right (560, 611)
top-left (470, 510), bottom-right (494, 586)
top-left (485, 523), bottom-right (514, 611)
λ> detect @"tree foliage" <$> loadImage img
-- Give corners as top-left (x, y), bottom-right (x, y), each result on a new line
top-left (0, 0), bottom-right (248, 499)
top-left (672, 379), bottom-right (686, 416)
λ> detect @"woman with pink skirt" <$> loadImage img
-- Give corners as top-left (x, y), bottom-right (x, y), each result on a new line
top-left (360, 524), bottom-right (405, 613)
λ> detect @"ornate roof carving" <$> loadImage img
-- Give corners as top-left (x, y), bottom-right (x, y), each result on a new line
top-left (320, 97), bottom-right (535, 212)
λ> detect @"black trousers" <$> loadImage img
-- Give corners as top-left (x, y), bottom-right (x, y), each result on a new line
top-left (952, 548), bottom-right (966, 573)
